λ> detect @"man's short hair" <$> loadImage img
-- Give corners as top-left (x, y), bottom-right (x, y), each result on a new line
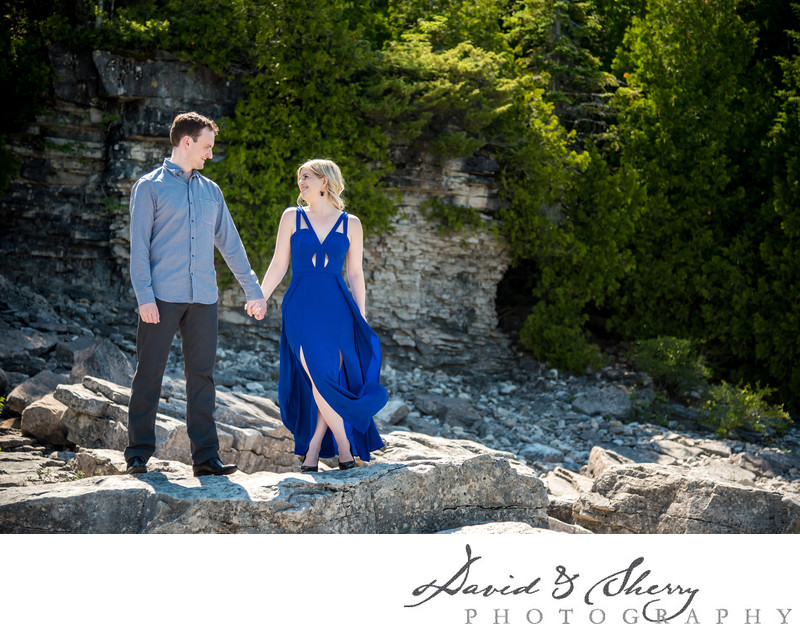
top-left (169, 112), bottom-right (219, 147)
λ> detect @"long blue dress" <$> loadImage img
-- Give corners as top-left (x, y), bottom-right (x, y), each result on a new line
top-left (279, 206), bottom-right (387, 461)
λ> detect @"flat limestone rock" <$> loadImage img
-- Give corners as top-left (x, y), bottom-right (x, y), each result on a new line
top-left (544, 467), bottom-right (594, 499)
top-left (0, 451), bottom-right (74, 488)
top-left (438, 521), bottom-right (555, 534)
top-left (572, 463), bottom-right (799, 534)
top-left (703, 459), bottom-right (758, 486)
top-left (0, 454), bottom-right (549, 534)
top-left (372, 430), bottom-right (519, 464)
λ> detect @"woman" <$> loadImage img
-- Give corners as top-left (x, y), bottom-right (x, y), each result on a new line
top-left (258, 159), bottom-right (387, 471)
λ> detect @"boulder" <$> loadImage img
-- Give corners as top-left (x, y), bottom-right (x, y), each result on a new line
top-left (572, 386), bottom-right (631, 418)
top-left (583, 446), bottom-right (634, 478)
top-left (0, 367), bottom-right (7, 394)
top-left (69, 339), bottom-right (134, 387)
top-left (544, 467), bottom-right (594, 525)
top-left (54, 383), bottom-right (117, 418)
top-left (519, 441), bottom-right (565, 463)
top-left (412, 393), bottom-right (482, 426)
top-left (0, 454), bottom-right (549, 534)
top-left (374, 398), bottom-right (411, 426)
top-left (6, 370), bottom-right (69, 414)
top-left (0, 275), bottom-right (59, 322)
top-left (0, 328), bottom-right (60, 375)
top-left (82, 375), bottom-right (132, 406)
top-left (572, 463), bottom-right (799, 534)
top-left (20, 393), bottom-right (70, 446)
top-left (59, 407), bottom-right (128, 450)
top-left (54, 335), bottom-right (97, 365)
top-left (545, 466), bottom-right (594, 498)
top-left (53, 381), bottom-right (298, 473)
top-left (60, 407), bottom-right (191, 462)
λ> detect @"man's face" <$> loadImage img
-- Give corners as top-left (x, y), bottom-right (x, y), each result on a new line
top-left (186, 128), bottom-right (215, 170)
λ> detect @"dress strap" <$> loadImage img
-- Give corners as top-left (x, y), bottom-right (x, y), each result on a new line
top-left (342, 212), bottom-right (348, 236)
top-left (296, 206), bottom-right (303, 231)
top-left (330, 211), bottom-right (346, 236)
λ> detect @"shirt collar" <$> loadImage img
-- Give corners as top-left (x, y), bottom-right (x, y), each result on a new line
top-left (162, 158), bottom-right (197, 180)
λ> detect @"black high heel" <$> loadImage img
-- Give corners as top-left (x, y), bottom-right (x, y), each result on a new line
top-left (300, 450), bottom-right (318, 473)
top-left (338, 449), bottom-right (356, 470)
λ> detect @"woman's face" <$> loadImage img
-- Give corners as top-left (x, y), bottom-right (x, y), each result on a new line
top-left (297, 168), bottom-right (326, 201)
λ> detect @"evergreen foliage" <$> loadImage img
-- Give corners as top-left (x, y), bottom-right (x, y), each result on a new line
top-left (703, 382), bottom-right (792, 438)
top-left (605, 0), bottom-right (800, 410)
top-left (0, 1), bottom-right (53, 196)
top-left (633, 337), bottom-right (711, 401)
top-left (204, 0), bottom-right (397, 277)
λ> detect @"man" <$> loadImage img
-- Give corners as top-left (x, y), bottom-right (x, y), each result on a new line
top-left (125, 112), bottom-right (267, 476)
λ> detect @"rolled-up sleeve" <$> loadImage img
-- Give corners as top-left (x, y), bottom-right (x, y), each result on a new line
top-left (129, 179), bottom-right (156, 305)
top-left (214, 192), bottom-right (264, 302)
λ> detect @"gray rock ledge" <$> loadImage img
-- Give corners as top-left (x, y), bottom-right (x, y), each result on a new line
top-left (0, 453), bottom-right (549, 534)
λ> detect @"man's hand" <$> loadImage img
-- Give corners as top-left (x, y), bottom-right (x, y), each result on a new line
top-left (139, 302), bottom-right (160, 324)
top-left (245, 298), bottom-right (267, 320)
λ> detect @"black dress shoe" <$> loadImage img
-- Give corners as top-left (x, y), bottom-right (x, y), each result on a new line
top-left (125, 456), bottom-right (147, 475)
top-left (193, 457), bottom-right (238, 476)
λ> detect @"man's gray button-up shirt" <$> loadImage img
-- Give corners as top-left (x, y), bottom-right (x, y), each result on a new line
top-left (129, 159), bottom-right (263, 305)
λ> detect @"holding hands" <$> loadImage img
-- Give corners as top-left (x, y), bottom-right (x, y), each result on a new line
top-left (245, 298), bottom-right (267, 320)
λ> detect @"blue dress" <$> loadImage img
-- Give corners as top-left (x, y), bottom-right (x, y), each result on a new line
top-left (279, 206), bottom-right (387, 461)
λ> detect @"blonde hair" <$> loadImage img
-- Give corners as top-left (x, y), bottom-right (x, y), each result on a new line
top-left (296, 159), bottom-right (346, 210)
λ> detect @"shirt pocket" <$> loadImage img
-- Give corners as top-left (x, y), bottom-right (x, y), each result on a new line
top-left (197, 196), bottom-right (219, 226)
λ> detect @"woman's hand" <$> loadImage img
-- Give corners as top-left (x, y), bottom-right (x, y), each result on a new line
top-left (245, 298), bottom-right (267, 320)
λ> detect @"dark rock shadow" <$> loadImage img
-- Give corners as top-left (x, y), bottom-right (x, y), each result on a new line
top-left (136, 471), bottom-right (252, 501)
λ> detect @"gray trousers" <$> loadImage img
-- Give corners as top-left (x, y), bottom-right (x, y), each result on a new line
top-left (125, 299), bottom-right (220, 464)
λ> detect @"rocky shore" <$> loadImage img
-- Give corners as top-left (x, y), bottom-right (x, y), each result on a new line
top-left (1, 275), bottom-right (799, 534)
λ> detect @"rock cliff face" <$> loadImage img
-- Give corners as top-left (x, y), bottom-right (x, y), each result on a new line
top-left (0, 44), bottom-right (512, 372)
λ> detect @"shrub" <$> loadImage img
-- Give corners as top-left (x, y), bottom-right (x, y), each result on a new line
top-left (702, 382), bottom-right (793, 439)
top-left (633, 337), bottom-right (710, 400)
